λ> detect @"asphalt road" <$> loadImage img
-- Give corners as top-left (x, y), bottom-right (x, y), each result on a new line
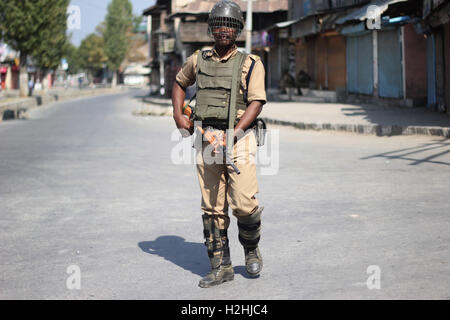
top-left (0, 89), bottom-right (449, 300)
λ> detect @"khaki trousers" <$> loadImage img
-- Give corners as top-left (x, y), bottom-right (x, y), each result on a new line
top-left (195, 129), bottom-right (259, 230)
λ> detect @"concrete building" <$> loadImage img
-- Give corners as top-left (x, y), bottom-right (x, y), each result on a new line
top-left (0, 43), bottom-right (20, 91)
top-left (423, 0), bottom-right (450, 114)
top-left (284, 0), bottom-right (435, 108)
top-left (143, 0), bottom-right (288, 97)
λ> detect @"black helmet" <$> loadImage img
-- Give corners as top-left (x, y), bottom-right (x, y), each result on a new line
top-left (207, 0), bottom-right (244, 39)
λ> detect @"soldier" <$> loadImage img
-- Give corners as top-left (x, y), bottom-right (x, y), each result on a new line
top-left (171, 0), bottom-right (266, 288)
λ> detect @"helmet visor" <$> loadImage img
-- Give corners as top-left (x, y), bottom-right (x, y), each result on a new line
top-left (207, 16), bottom-right (243, 41)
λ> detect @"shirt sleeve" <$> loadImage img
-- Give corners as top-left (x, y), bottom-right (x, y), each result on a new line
top-left (246, 59), bottom-right (267, 105)
top-left (175, 52), bottom-right (198, 90)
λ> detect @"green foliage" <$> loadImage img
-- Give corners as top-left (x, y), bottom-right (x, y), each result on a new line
top-left (0, 0), bottom-right (69, 69)
top-left (133, 15), bottom-right (144, 33)
top-left (64, 42), bottom-right (82, 75)
top-left (78, 33), bottom-right (108, 76)
top-left (0, 0), bottom-right (41, 56)
top-left (104, 0), bottom-right (133, 71)
top-left (33, 2), bottom-right (70, 71)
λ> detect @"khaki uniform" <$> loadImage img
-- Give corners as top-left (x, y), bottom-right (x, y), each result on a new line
top-left (176, 46), bottom-right (266, 265)
top-left (195, 129), bottom-right (259, 228)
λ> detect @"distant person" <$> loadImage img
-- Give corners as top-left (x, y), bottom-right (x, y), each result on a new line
top-left (280, 70), bottom-right (295, 94)
top-left (28, 78), bottom-right (34, 96)
top-left (78, 77), bottom-right (83, 89)
top-left (34, 79), bottom-right (42, 92)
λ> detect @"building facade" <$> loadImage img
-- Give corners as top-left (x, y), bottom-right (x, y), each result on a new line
top-left (285, 0), bottom-right (442, 110)
top-left (143, 0), bottom-right (288, 97)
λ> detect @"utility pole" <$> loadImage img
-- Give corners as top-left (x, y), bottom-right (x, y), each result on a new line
top-left (245, 0), bottom-right (253, 54)
top-left (147, 15), bottom-right (152, 63)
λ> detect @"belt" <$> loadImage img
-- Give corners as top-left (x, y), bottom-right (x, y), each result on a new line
top-left (201, 122), bottom-right (228, 131)
top-left (200, 119), bottom-right (257, 131)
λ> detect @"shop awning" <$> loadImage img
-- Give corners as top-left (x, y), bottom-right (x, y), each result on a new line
top-left (335, 0), bottom-right (408, 25)
top-left (288, 9), bottom-right (352, 38)
top-left (169, 0), bottom-right (288, 18)
top-left (266, 19), bottom-right (299, 31)
top-left (291, 15), bottom-right (319, 38)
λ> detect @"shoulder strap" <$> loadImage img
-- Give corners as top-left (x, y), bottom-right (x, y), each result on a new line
top-left (195, 50), bottom-right (203, 79)
top-left (244, 59), bottom-right (256, 103)
top-left (226, 51), bottom-right (247, 157)
top-left (246, 59), bottom-right (256, 91)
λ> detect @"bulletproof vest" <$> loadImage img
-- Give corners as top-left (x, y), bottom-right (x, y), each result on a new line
top-left (194, 50), bottom-right (247, 124)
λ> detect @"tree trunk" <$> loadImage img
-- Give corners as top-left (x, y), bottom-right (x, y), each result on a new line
top-left (41, 71), bottom-right (48, 94)
top-left (111, 71), bottom-right (117, 87)
top-left (5, 66), bottom-right (12, 90)
top-left (19, 52), bottom-right (28, 97)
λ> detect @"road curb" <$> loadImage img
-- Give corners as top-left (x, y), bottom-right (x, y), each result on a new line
top-left (0, 87), bottom-right (127, 122)
top-left (262, 117), bottom-right (450, 138)
top-left (132, 100), bottom-right (450, 138)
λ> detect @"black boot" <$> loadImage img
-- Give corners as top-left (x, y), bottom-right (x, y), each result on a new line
top-left (237, 207), bottom-right (263, 277)
top-left (199, 215), bottom-right (234, 288)
top-left (244, 247), bottom-right (263, 277)
top-left (220, 229), bottom-right (232, 266)
top-left (198, 263), bottom-right (234, 288)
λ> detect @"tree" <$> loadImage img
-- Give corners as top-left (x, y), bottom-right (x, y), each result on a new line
top-left (124, 14), bottom-right (148, 65)
top-left (0, 0), bottom-right (70, 96)
top-left (103, 0), bottom-right (133, 87)
top-left (78, 33), bottom-right (108, 81)
top-left (64, 43), bottom-right (82, 75)
top-left (132, 15), bottom-right (143, 32)
top-left (33, 2), bottom-right (70, 92)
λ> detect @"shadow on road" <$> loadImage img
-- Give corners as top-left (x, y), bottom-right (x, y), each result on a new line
top-left (138, 235), bottom-right (209, 277)
top-left (138, 235), bottom-right (253, 279)
top-left (360, 139), bottom-right (450, 166)
top-left (233, 265), bottom-right (260, 279)
top-left (340, 103), bottom-right (450, 128)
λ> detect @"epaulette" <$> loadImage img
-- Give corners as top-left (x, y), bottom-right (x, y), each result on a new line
top-left (201, 49), bottom-right (213, 60)
top-left (248, 54), bottom-right (261, 62)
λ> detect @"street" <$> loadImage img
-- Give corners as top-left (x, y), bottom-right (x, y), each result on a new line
top-left (0, 89), bottom-right (449, 299)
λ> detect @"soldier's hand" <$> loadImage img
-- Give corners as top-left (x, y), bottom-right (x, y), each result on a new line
top-left (204, 128), bottom-right (224, 153)
top-left (174, 114), bottom-right (194, 137)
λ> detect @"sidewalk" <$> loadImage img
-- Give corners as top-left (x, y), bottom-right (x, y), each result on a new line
top-left (134, 96), bottom-right (450, 138)
top-left (0, 86), bottom-right (127, 121)
top-left (262, 101), bottom-right (450, 138)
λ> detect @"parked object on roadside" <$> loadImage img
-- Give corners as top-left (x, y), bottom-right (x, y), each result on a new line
top-left (280, 69), bottom-right (295, 94)
top-left (296, 70), bottom-right (312, 96)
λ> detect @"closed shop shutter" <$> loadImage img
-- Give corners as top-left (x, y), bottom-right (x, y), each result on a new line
top-left (346, 32), bottom-right (373, 95)
top-left (426, 34), bottom-right (437, 106)
top-left (327, 35), bottom-right (346, 91)
top-left (378, 28), bottom-right (403, 99)
top-left (445, 22), bottom-right (450, 113)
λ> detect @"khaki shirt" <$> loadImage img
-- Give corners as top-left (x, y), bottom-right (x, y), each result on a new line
top-left (176, 46), bottom-right (266, 119)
